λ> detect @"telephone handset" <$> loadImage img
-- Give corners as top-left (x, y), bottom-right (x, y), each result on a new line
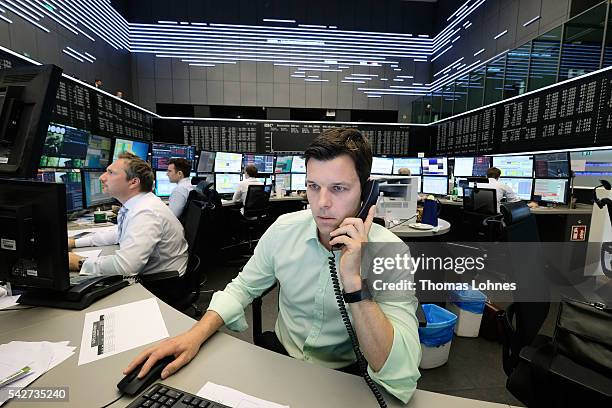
top-left (332, 180), bottom-right (380, 250)
top-left (328, 178), bottom-right (387, 407)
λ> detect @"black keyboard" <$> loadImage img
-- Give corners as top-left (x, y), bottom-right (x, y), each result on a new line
top-left (125, 383), bottom-right (231, 408)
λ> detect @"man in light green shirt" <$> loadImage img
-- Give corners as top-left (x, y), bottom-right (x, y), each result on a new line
top-left (126, 128), bottom-right (421, 404)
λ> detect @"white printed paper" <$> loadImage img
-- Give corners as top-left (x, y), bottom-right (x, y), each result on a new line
top-left (68, 226), bottom-right (116, 237)
top-left (0, 341), bottom-right (75, 406)
top-left (0, 295), bottom-right (20, 310)
top-left (77, 298), bottom-right (169, 366)
top-left (197, 382), bottom-right (289, 408)
top-left (73, 249), bottom-right (102, 260)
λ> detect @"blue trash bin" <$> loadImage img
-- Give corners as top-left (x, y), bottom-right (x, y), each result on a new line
top-left (418, 304), bottom-right (457, 368)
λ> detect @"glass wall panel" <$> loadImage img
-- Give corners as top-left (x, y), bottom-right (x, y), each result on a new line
top-left (440, 83), bottom-right (454, 119)
top-left (467, 65), bottom-right (485, 110)
top-left (504, 42), bottom-right (531, 99)
top-left (411, 99), bottom-right (424, 123)
top-left (422, 93), bottom-right (433, 123)
top-left (604, 2), bottom-right (612, 67)
top-left (453, 76), bottom-right (468, 115)
top-left (430, 91), bottom-right (442, 122)
top-left (484, 54), bottom-right (506, 105)
top-left (528, 27), bottom-right (562, 91)
top-left (559, 2), bottom-right (606, 80)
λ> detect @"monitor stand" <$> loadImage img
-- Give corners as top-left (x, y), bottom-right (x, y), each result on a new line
top-left (17, 275), bottom-right (128, 310)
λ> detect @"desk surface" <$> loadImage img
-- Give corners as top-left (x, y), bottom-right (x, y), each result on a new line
top-left (390, 218), bottom-right (451, 238)
top-left (1, 284), bottom-right (516, 408)
top-left (438, 198), bottom-right (593, 215)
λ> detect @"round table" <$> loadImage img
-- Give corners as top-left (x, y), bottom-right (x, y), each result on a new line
top-left (388, 218), bottom-right (451, 238)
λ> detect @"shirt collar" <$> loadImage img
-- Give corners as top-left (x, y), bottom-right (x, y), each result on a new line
top-left (179, 177), bottom-right (191, 186)
top-left (305, 212), bottom-right (322, 243)
top-left (123, 192), bottom-right (148, 210)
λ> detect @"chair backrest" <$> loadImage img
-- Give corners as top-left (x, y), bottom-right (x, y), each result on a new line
top-left (244, 184), bottom-right (270, 217)
top-left (501, 201), bottom-right (540, 242)
top-left (472, 188), bottom-right (498, 215)
top-left (182, 200), bottom-right (204, 251)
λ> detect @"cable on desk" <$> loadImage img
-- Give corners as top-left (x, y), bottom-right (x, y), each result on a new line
top-left (99, 392), bottom-right (125, 408)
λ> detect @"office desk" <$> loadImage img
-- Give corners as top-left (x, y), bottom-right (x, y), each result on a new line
top-left (390, 219), bottom-right (451, 238)
top-left (222, 195), bottom-right (306, 207)
top-left (1, 284), bottom-right (515, 408)
top-left (438, 198), bottom-right (593, 215)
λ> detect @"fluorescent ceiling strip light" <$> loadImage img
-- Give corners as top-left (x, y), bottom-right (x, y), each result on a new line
top-left (298, 24), bottom-right (326, 28)
top-left (523, 15), bottom-right (540, 27)
top-left (304, 78), bottom-right (328, 82)
top-left (431, 45), bottom-right (452, 62)
top-left (451, 36), bottom-right (461, 43)
top-left (341, 80), bottom-right (365, 83)
top-left (263, 19), bottom-right (296, 23)
top-left (158, 20), bottom-right (177, 24)
top-left (397, 76), bottom-right (414, 78)
top-left (0, 0), bottom-right (48, 31)
top-left (494, 30), bottom-right (508, 40)
top-left (62, 48), bottom-right (84, 62)
top-left (473, 48), bottom-right (485, 56)
top-left (188, 63), bottom-right (215, 66)
top-left (367, 95), bottom-right (381, 98)
top-left (0, 14), bottom-right (11, 23)
top-left (5, 0), bottom-right (40, 22)
top-left (65, 46), bottom-right (94, 62)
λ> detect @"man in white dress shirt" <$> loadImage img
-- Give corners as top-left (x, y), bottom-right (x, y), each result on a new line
top-left (232, 164), bottom-right (263, 205)
top-left (479, 167), bottom-right (519, 212)
top-left (67, 152), bottom-right (188, 277)
top-left (167, 157), bottom-right (195, 218)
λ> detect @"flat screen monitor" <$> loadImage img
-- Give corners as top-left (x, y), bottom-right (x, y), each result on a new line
top-left (493, 155), bottom-right (533, 178)
top-left (83, 171), bottom-right (114, 208)
top-left (154, 171), bottom-right (176, 197)
top-left (37, 169), bottom-right (83, 212)
top-left (422, 158), bottom-right (448, 176)
top-left (291, 173), bottom-right (306, 191)
top-left (243, 154), bottom-right (274, 173)
top-left (151, 142), bottom-right (195, 170)
top-left (85, 134), bottom-right (112, 169)
top-left (39, 123), bottom-right (89, 168)
top-left (393, 158), bottom-right (421, 175)
top-left (275, 156), bottom-right (293, 173)
top-left (371, 157), bottom-right (394, 175)
top-left (0, 179), bottom-right (69, 291)
top-left (215, 173), bottom-right (241, 194)
top-left (274, 173), bottom-right (291, 190)
top-left (422, 176), bottom-right (448, 195)
top-left (533, 179), bottom-right (568, 204)
top-left (214, 152), bottom-right (242, 173)
top-left (571, 149), bottom-right (612, 188)
top-left (254, 177), bottom-right (273, 185)
top-left (454, 157), bottom-right (490, 177)
top-left (455, 177), bottom-right (468, 196)
top-left (500, 177), bottom-right (534, 201)
top-left (534, 152), bottom-right (570, 178)
top-left (197, 151), bottom-right (215, 173)
top-left (112, 138), bottom-right (149, 162)
top-left (291, 156), bottom-right (306, 173)
top-left (0, 64), bottom-right (62, 178)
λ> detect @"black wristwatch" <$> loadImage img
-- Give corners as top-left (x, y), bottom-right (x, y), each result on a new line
top-left (78, 258), bottom-right (85, 270)
top-left (343, 280), bottom-right (372, 303)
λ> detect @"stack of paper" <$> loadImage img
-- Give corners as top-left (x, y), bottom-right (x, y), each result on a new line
top-left (0, 295), bottom-right (20, 310)
top-left (0, 341), bottom-right (75, 406)
top-left (197, 382), bottom-right (289, 408)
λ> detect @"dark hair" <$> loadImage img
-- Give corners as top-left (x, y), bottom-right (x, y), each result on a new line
top-left (304, 127), bottom-right (372, 186)
top-left (118, 152), bottom-right (154, 192)
top-left (487, 167), bottom-right (502, 179)
top-left (244, 164), bottom-right (258, 178)
top-left (168, 158), bottom-right (192, 178)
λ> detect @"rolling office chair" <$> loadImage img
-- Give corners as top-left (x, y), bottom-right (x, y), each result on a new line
top-left (240, 184), bottom-right (272, 250)
top-left (461, 187), bottom-right (501, 241)
top-left (141, 199), bottom-right (209, 316)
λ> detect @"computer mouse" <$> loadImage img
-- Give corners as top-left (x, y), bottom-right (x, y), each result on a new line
top-left (117, 355), bottom-right (175, 396)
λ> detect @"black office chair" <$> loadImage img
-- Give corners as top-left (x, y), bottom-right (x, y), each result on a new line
top-left (240, 184), bottom-right (272, 250)
top-left (461, 187), bottom-right (502, 241)
top-left (141, 199), bottom-right (209, 316)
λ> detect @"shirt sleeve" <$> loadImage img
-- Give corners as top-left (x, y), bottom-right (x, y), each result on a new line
top-left (80, 210), bottom-right (162, 276)
top-left (232, 183), bottom-right (243, 203)
top-left (75, 227), bottom-right (118, 248)
top-left (367, 299), bottom-right (422, 404)
top-left (504, 184), bottom-right (519, 202)
top-left (168, 185), bottom-right (188, 217)
top-left (207, 222), bottom-right (278, 331)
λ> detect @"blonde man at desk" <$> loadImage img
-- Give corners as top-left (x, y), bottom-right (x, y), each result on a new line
top-left (126, 128), bottom-right (421, 404)
top-left (480, 167), bottom-right (520, 212)
top-left (232, 164), bottom-right (263, 205)
top-left (67, 152), bottom-right (188, 277)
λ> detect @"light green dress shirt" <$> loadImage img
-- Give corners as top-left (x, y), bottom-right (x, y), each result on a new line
top-left (208, 209), bottom-right (421, 403)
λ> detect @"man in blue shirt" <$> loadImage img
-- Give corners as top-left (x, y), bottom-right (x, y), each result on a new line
top-left (125, 128), bottom-right (421, 403)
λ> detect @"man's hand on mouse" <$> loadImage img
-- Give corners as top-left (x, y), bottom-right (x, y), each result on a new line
top-left (124, 330), bottom-right (204, 379)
